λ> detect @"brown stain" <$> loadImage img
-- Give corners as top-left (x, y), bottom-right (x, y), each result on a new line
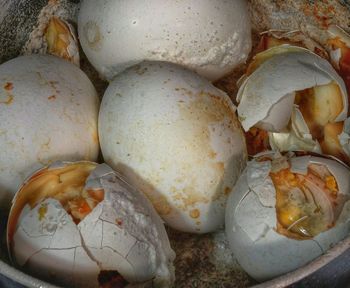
top-left (133, 65), bottom-right (148, 75)
top-left (152, 197), bottom-right (172, 216)
top-left (2, 82), bottom-right (14, 105)
top-left (224, 186), bottom-right (231, 195)
top-left (0, 94), bottom-right (13, 105)
top-left (48, 95), bottom-right (56, 100)
top-left (209, 150), bottom-right (217, 159)
top-left (49, 80), bottom-right (60, 94)
top-left (91, 130), bottom-right (99, 144)
top-left (161, 90), bottom-right (238, 210)
top-left (4, 82), bottom-right (13, 90)
top-left (189, 209), bottom-right (200, 219)
top-left (84, 21), bottom-right (103, 51)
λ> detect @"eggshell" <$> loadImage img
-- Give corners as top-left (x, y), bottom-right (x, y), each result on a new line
top-left (225, 154), bottom-right (350, 281)
top-left (0, 55), bottom-right (99, 209)
top-left (237, 45), bottom-right (348, 132)
top-left (269, 107), bottom-right (321, 153)
top-left (339, 117), bottom-right (350, 157)
top-left (99, 61), bottom-right (247, 233)
top-left (8, 162), bottom-right (175, 287)
top-left (78, 0), bottom-right (251, 81)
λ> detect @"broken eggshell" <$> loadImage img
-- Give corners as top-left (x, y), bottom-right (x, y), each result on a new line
top-left (98, 61), bottom-right (247, 234)
top-left (45, 17), bottom-right (80, 66)
top-left (225, 152), bottom-right (350, 281)
top-left (0, 54), bottom-right (99, 210)
top-left (7, 161), bottom-right (175, 288)
top-left (236, 45), bottom-right (348, 132)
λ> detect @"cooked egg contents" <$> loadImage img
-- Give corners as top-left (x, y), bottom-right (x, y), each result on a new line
top-left (295, 82), bottom-right (343, 137)
top-left (270, 163), bottom-right (340, 239)
top-left (327, 36), bottom-right (350, 90)
top-left (244, 127), bottom-right (270, 155)
top-left (45, 17), bottom-right (77, 63)
top-left (9, 162), bottom-right (103, 235)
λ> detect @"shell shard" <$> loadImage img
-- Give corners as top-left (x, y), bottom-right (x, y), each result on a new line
top-left (7, 162), bottom-right (175, 288)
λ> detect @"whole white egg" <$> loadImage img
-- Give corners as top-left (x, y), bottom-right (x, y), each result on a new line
top-left (78, 0), bottom-right (252, 81)
top-left (225, 152), bottom-right (350, 281)
top-left (99, 61), bottom-right (247, 233)
top-left (0, 55), bottom-right (99, 209)
top-left (7, 161), bottom-right (175, 288)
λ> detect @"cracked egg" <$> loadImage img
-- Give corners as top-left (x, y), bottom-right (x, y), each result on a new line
top-left (225, 152), bottom-right (350, 281)
top-left (0, 54), bottom-right (99, 210)
top-left (78, 0), bottom-right (251, 81)
top-left (7, 161), bottom-right (175, 288)
top-left (99, 61), bottom-right (247, 234)
top-left (237, 45), bottom-right (350, 164)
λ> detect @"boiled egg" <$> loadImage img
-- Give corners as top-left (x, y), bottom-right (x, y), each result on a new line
top-left (225, 152), bottom-right (350, 281)
top-left (237, 45), bottom-right (350, 164)
top-left (0, 55), bottom-right (99, 209)
top-left (98, 61), bottom-right (247, 233)
top-left (78, 0), bottom-right (251, 81)
top-left (7, 161), bottom-right (175, 288)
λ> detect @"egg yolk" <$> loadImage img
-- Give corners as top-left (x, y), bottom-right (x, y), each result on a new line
top-left (8, 162), bottom-right (105, 240)
top-left (270, 163), bottom-right (341, 240)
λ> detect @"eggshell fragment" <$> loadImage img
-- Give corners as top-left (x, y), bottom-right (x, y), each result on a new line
top-left (8, 162), bottom-right (175, 288)
top-left (225, 154), bottom-right (350, 281)
top-left (0, 55), bottom-right (99, 209)
top-left (269, 107), bottom-right (321, 153)
top-left (339, 118), bottom-right (350, 157)
top-left (78, 0), bottom-right (251, 81)
top-left (99, 61), bottom-right (247, 233)
top-left (237, 45), bottom-right (348, 132)
top-left (45, 17), bottom-right (80, 66)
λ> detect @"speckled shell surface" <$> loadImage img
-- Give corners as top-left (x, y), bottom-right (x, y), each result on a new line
top-left (99, 61), bottom-right (247, 233)
top-left (0, 55), bottom-right (99, 209)
top-left (78, 0), bottom-right (251, 81)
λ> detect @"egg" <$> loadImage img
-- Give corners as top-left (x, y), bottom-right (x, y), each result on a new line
top-left (237, 45), bottom-right (348, 132)
top-left (237, 45), bottom-right (350, 163)
top-left (78, 0), bottom-right (251, 81)
top-left (98, 61), bottom-right (247, 233)
top-left (0, 55), bottom-right (99, 209)
top-left (225, 152), bottom-right (350, 281)
top-left (7, 161), bottom-right (175, 288)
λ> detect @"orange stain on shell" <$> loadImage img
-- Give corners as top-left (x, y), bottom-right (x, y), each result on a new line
top-left (190, 209), bottom-right (200, 219)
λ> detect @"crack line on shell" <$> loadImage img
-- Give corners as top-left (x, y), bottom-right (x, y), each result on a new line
top-left (77, 222), bottom-right (101, 269)
top-left (98, 245), bottom-right (137, 279)
top-left (311, 239), bottom-right (325, 254)
top-left (22, 246), bottom-right (80, 271)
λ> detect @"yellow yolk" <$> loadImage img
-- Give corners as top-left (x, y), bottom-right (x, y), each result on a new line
top-left (8, 162), bottom-right (104, 241)
top-left (270, 164), bottom-right (339, 240)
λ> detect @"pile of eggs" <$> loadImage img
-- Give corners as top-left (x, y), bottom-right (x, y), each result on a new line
top-left (1, 0), bottom-right (350, 287)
